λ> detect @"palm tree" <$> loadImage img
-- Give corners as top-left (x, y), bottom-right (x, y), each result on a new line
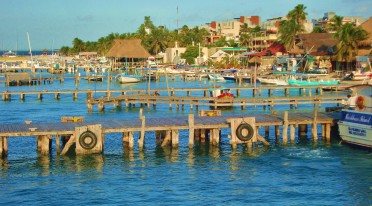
top-left (239, 23), bottom-right (251, 48)
top-left (148, 27), bottom-right (169, 55)
top-left (278, 4), bottom-right (308, 51)
top-left (278, 19), bottom-right (298, 50)
top-left (334, 23), bottom-right (368, 71)
top-left (287, 4), bottom-right (308, 26)
top-left (326, 15), bottom-right (343, 32)
top-left (72, 38), bottom-right (85, 52)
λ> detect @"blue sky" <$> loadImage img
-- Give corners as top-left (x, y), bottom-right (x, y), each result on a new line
top-left (0, 0), bottom-right (370, 50)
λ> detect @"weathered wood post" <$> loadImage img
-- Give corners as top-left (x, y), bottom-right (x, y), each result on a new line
top-left (74, 124), bottom-right (103, 155)
top-left (265, 126), bottom-right (270, 137)
top-left (188, 114), bottom-right (194, 148)
top-left (228, 117), bottom-right (256, 150)
top-left (298, 124), bottom-right (308, 137)
top-left (312, 103), bottom-right (318, 142)
top-left (275, 125), bottom-right (280, 142)
top-left (0, 136), bottom-right (8, 158)
top-left (55, 134), bottom-right (61, 154)
top-left (122, 132), bottom-right (129, 148)
top-left (282, 111), bottom-right (288, 145)
top-left (37, 135), bottom-right (52, 155)
top-left (138, 116), bottom-right (146, 150)
top-left (290, 124), bottom-right (296, 144)
top-left (171, 129), bottom-right (179, 148)
top-left (325, 123), bottom-right (331, 143)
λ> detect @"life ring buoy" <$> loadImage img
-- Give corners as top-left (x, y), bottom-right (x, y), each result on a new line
top-left (79, 130), bottom-right (98, 150)
top-left (236, 123), bottom-right (254, 141)
top-left (355, 96), bottom-right (365, 110)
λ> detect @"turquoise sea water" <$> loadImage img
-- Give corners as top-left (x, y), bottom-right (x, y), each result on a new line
top-left (0, 70), bottom-right (371, 205)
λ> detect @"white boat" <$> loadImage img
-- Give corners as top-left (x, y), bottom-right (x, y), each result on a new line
top-left (338, 84), bottom-right (372, 148)
top-left (257, 77), bottom-right (288, 86)
top-left (2, 50), bottom-right (17, 57)
top-left (115, 73), bottom-right (142, 83)
top-left (344, 70), bottom-right (372, 81)
top-left (208, 74), bottom-right (225, 82)
top-left (164, 67), bottom-right (181, 74)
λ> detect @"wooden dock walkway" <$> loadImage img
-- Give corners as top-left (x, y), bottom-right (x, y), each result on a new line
top-left (1, 85), bottom-right (346, 108)
top-left (0, 110), bottom-right (338, 157)
top-left (87, 93), bottom-right (344, 111)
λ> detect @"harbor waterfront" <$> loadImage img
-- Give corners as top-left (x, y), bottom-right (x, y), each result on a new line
top-left (0, 71), bottom-right (371, 205)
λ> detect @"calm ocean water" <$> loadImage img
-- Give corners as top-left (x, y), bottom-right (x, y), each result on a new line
top-left (0, 69), bottom-right (371, 205)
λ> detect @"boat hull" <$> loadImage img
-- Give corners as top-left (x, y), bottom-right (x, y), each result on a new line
top-left (338, 110), bottom-right (372, 148)
top-left (116, 75), bottom-right (142, 83)
top-left (288, 79), bottom-right (338, 86)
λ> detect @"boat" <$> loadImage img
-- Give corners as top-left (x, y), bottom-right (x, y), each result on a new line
top-left (2, 50), bottom-right (17, 57)
top-left (287, 79), bottom-right (339, 86)
top-left (338, 84), bottom-right (372, 148)
top-left (302, 68), bottom-right (330, 77)
top-left (221, 69), bottom-right (238, 81)
top-left (85, 74), bottom-right (104, 81)
top-left (208, 74), bottom-right (225, 82)
top-left (115, 73), bottom-right (142, 84)
top-left (257, 77), bottom-right (289, 86)
top-left (209, 86), bottom-right (235, 108)
top-left (343, 70), bottom-right (372, 81)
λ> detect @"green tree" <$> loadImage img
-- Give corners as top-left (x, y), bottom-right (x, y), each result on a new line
top-left (239, 23), bottom-right (252, 47)
top-left (287, 4), bottom-right (308, 26)
top-left (334, 23), bottom-right (368, 70)
top-left (326, 15), bottom-right (343, 32)
top-left (278, 19), bottom-right (297, 50)
top-left (59, 46), bottom-right (70, 56)
top-left (213, 36), bottom-right (228, 47)
top-left (312, 26), bottom-right (325, 33)
top-left (278, 4), bottom-right (308, 50)
top-left (147, 27), bottom-right (170, 55)
top-left (180, 46), bottom-right (200, 64)
top-left (72, 38), bottom-right (85, 53)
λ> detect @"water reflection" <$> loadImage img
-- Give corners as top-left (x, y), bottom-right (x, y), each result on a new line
top-left (36, 154), bottom-right (51, 175)
top-left (59, 154), bottom-right (105, 172)
top-left (0, 158), bottom-right (9, 173)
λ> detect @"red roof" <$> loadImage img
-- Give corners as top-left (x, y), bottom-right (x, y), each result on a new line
top-left (247, 44), bottom-right (287, 57)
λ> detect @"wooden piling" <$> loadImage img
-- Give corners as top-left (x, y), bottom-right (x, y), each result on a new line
top-left (37, 135), bottom-right (52, 155)
top-left (138, 116), bottom-right (146, 150)
top-left (171, 129), bottom-right (179, 148)
top-left (282, 111), bottom-right (288, 145)
top-left (312, 104), bottom-right (318, 142)
top-left (188, 114), bottom-right (194, 148)
top-left (0, 136), bottom-right (8, 157)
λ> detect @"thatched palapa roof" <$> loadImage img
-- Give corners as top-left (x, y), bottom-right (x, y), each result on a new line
top-left (359, 16), bottom-right (372, 46)
top-left (290, 33), bottom-right (338, 55)
top-left (105, 39), bottom-right (151, 58)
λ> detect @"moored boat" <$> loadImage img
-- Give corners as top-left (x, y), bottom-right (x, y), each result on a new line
top-left (288, 79), bottom-right (339, 86)
top-left (257, 77), bottom-right (288, 86)
top-left (208, 74), bottom-right (225, 82)
top-left (209, 86), bottom-right (235, 108)
top-left (115, 73), bottom-right (142, 83)
top-left (338, 84), bottom-right (372, 148)
top-left (343, 70), bottom-right (372, 81)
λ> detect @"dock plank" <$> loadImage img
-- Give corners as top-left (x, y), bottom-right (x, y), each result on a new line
top-left (0, 112), bottom-right (336, 137)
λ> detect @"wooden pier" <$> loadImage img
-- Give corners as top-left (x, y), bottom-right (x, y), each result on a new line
top-left (1, 85), bottom-right (347, 105)
top-left (86, 92), bottom-right (344, 112)
top-left (0, 110), bottom-right (338, 158)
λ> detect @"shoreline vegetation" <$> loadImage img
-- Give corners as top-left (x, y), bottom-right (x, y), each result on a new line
top-left (53, 4), bottom-right (369, 68)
